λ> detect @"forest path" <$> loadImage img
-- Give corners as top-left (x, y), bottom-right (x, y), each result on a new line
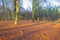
top-left (0, 20), bottom-right (60, 40)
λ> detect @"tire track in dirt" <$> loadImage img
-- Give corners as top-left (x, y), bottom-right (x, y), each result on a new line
top-left (21, 22), bottom-right (60, 40)
top-left (0, 21), bottom-right (58, 36)
top-left (0, 21), bottom-right (51, 40)
top-left (0, 21), bottom-right (59, 40)
top-left (0, 21), bottom-right (49, 36)
top-left (0, 21), bottom-right (52, 36)
top-left (0, 21), bottom-right (49, 32)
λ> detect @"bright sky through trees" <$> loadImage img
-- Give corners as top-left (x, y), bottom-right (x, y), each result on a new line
top-left (48, 0), bottom-right (60, 7)
top-left (22, 0), bottom-right (32, 10)
top-left (0, 0), bottom-right (2, 6)
top-left (21, 0), bottom-right (60, 11)
top-left (0, 0), bottom-right (60, 11)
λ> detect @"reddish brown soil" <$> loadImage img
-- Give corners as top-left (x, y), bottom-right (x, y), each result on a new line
top-left (0, 20), bottom-right (60, 40)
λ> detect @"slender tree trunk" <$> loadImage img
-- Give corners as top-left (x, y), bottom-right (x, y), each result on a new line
top-left (37, 7), bottom-right (40, 21)
top-left (14, 0), bottom-right (20, 24)
top-left (5, 2), bottom-right (9, 20)
top-left (2, 0), bottom-right (5, 20)
top-left (32, 0), bottom-right (34, 22)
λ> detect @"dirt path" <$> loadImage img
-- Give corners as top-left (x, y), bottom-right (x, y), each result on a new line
top-left (0, 21), bottom-right (60, 40)
top-left (21, 21), bottom-right (60, 40)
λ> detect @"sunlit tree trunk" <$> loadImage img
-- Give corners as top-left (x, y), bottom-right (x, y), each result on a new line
top-left (14, 0), bottom-right (20, 25)
top-left (32, 0), bottom-right (35, 22)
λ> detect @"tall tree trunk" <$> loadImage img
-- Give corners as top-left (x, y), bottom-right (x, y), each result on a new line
top-left (32, 0), bottom-right (34, 22)
top-left (2, 0), bottom-right (5, 20)
top-left (5, 0), bottom-right (8, 20)
top-left (14, 0), bottom-right (20, 25)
